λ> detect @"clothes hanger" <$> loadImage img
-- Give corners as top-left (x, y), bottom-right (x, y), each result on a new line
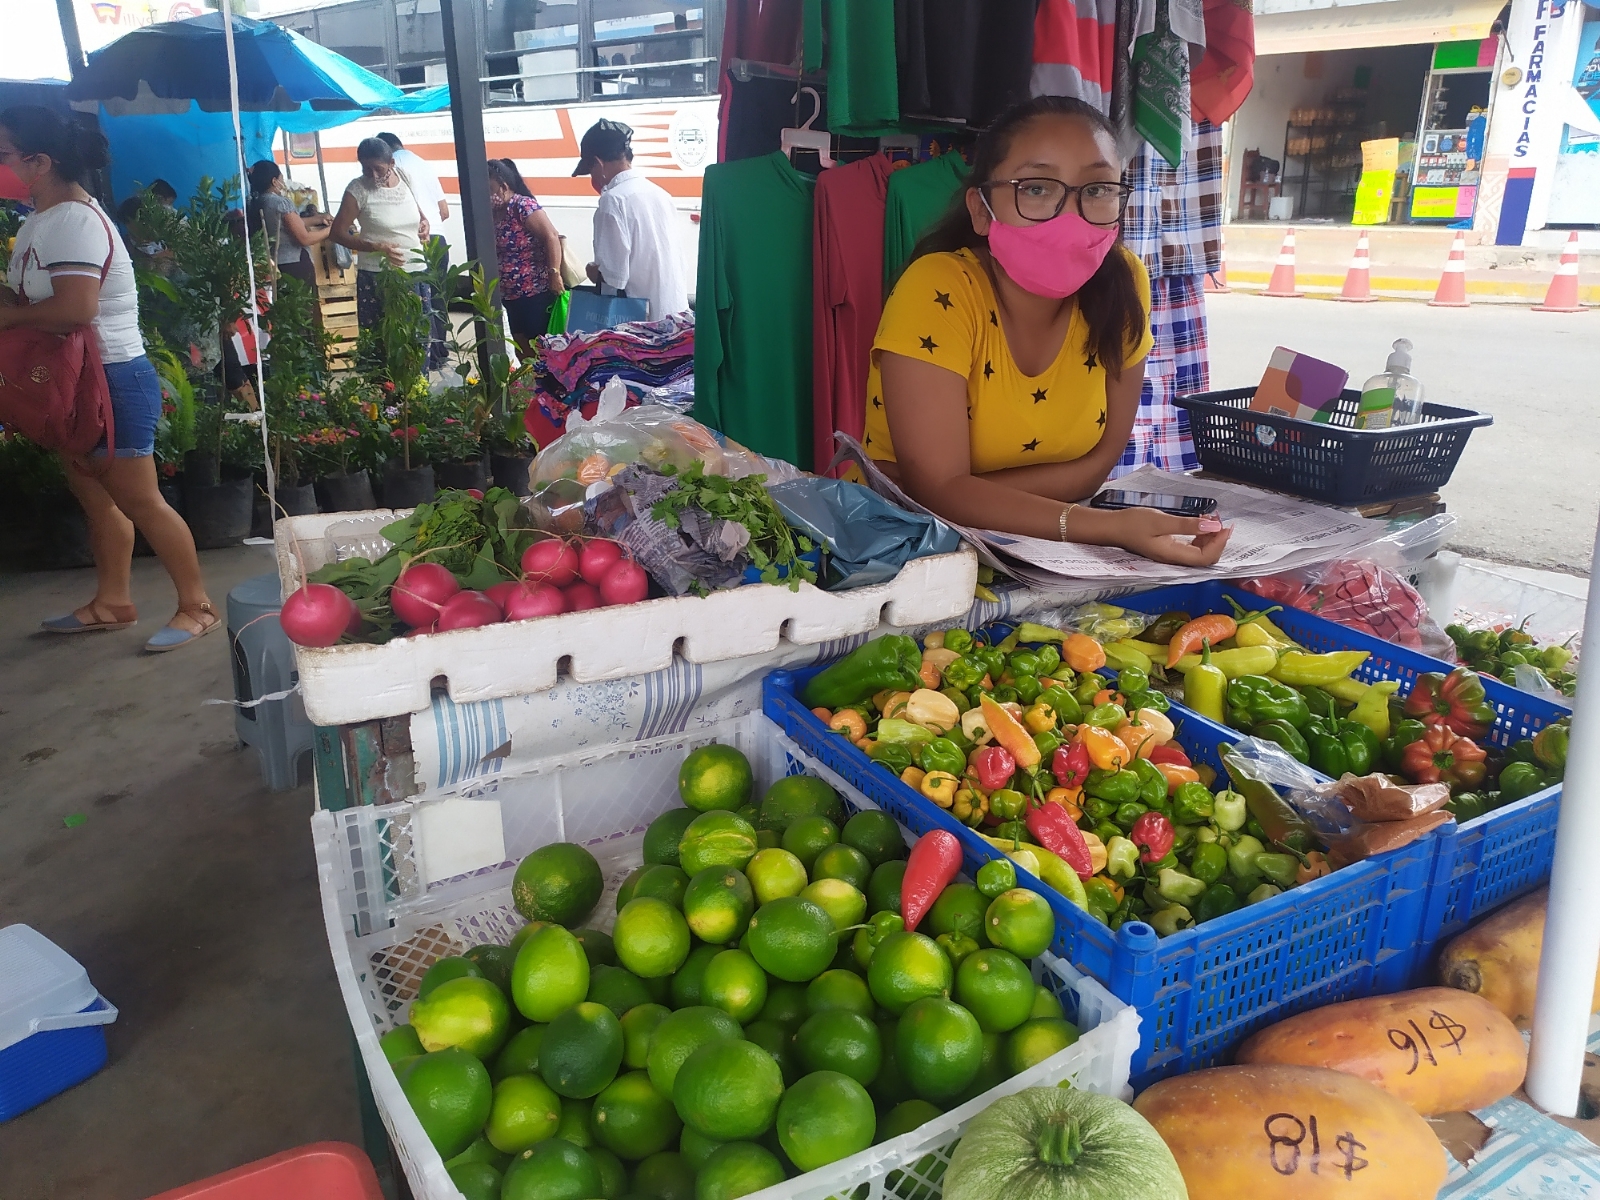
top-left (878, 134), bottom-right (920, 164)
top-left (781, 87), bottom-right (835, 168)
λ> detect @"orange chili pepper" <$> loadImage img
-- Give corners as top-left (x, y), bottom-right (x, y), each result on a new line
top-left (1167, 613), bottom-right (1237, 667)
top-left (1115, 719), bottom-right (1158, 760)
top-left (1078, 724), bottom-right (1131, 771)
top-left (1064, 632), bottom-right (1107, 673)
top-left (1092, 689), bottom-right (1126, 708)
top-left (1155, 762), bottom-right (1201, 793)
top-left (1045, 786), bottom-right (1083, 821)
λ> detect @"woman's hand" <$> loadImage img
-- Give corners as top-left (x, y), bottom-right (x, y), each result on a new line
top-left (1108, 507), bottom-right (1232, 566)
top-left (381, 242), bottom-right (407, 269)
top-left (418, 215), bottom-right (431, 242)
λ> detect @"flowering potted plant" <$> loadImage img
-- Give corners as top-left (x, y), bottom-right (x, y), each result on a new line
top-left (307, 376), bottom-right (383, 511)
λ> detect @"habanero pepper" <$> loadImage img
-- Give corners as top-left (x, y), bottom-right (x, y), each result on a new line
top-left (1147, 743), bottom-right (1192, 768)
top-left (940, 656), bottom-right (987, 694)
top-left (1074, 672), bottom-right (1109, 707)
top-left (1113, 801), bottom-right (1148, 831)
top-left (900, 829), bottom-right (963, 931)
top-left (1085, 767), bottom-right (1143, 805)
top-left (1007, 649), bottom-right (1043, 678)
top-left (1025, 800), bottom-right (1095, 879)
top-left (989, 788), bottom-right (1029, 821)
top-left (972, 745), bottom-right (1016, 792)
top-left (1127, 689), bottom-right (1172, 715)
top-left (1131, 758), bottom-right (1169, 811)
top-left (916, 737), bottom-right (967, 778)
top-left (1188, 841), bottom-right (1228, 884)
top-left (1040, 685), bottom-right (1083, 726)
top-left (1083, 702), bottom-right (1129, 732)
top-left (1403, 667), bottom-right (1496, 739)
top-left (1400, 726), bottom-right (1488, 791)
top-left (1083, 876), bottom-right (1121, 922)
top-left (869, 741), bottom-right (916, 777)
top-left (1013, 675), bottom-right (1044, 706)
top-left (1129, 811), bottom-right (1175, 863)
top-left (1052, 741), bottom-right (1091, 791)
top-left (1033, 730), bottom-right (1064, 762)
top-left (1196, 883), bottom-right (1240, 923)
top-left (1171, 781), bottom-right (1215, 824)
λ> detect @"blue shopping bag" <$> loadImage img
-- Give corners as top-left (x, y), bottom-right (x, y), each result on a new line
top-left (565, 288), bottom-right (649, 333)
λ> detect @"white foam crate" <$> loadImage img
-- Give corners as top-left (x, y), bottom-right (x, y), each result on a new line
top-left (313, 712), bottom-right (1138, 1200)
top-left (276, 510), bottom-right (979, 726)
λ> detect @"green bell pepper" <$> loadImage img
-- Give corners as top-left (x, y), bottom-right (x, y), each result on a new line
top-left (1299, 686), bottom-right (1339, 723)
top-left (1082, 703), bottom-right (1128, 732)
top-left (1507, 738), bottom-right (1540, 766)
top-left (1196, 883), bottom-right (1240, 923)
top-left (1106, 836), bottom-right (1140, 881)
top-left (1534, 724), bottom-right (1569, 773)
top-left (1498, 761), bottom-right (1548, 803)
top-left (1131, 758), bottom-right (1168, 810)
top-left (1125, 689), bottom-right (1171, 715)
top-left (976, 858), bottom-right (1016, 898)
top-left (1306, 719), bottom-right (1350, 777)
top-left (1085, 767), bottom-right (1143, 805)
top-left (1157, 868), bottom-right (1207, 907)
top-left (1007, 650), bottom-right (1043, 678)
top-left (1227, 675), bottom-right (1313, 729)
top-left (1074, 673), bottom-right (1109, 706)
top-left (803, 635), bottom-right (924, 709)
top-left (869, 742), bottom-right (915, 776)
top-left (1251, 719), bottom-right (1310, 764)
top-left (1189, 842), bottom-right (1228, 885)
top-left (1040, 686), bottom-right (1083, 726)
top-left (876, 718), bottom-right (936, 747)
top-left (1446, 791), bottom-right (1488, 821)
top-left (1149, 904), bottom-right (1193, 937)
top-left (990, 789), bottom-right (1029, 821)
top-left (1013, 675), bottom-right (1043, 706)
top-left (1113, 801), bottom-right (1148, 831)
top-left (1212, 790), bottom-right (1248, 833)
top-left (991, 821), bottom-right (1028, 842)
top-left (941, 656), bottom-right (987, 693)
top-left (1118, 667), bottom-right (1151, 696)
top-left (1255, 853), bottom-right (1299, 887)
top-left (1226, 834), bottom-right (1266, 881)
top-left (1338, 720), bottom-right (1380, 776)
top-left (1172, 781), bottom-right (1215, 824)
top-left (916, 737), bottom-right (967, 778)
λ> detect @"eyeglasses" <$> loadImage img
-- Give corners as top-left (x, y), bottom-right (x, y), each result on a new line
top-left (979, 178), bottom-right (1134, 226)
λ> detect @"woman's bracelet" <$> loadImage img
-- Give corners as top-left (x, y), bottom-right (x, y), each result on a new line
top-left (1058, 502), bottom-right (1078, 542)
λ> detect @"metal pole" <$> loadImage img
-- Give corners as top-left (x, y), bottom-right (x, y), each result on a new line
top-left (313, 130), bottom-right (331, 215)
top-left (1526, 511), bottom-right (1600, 1115)
top-left (55, 0), bottom-right (86, 79)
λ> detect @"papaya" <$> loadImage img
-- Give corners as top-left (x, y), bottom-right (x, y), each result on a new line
top-left (1133, 1064), bottom-right (1447, 1200)
top-left (1437, 887), bottom-right (1600, 1026)
top-left (1235, 987), bottom-right (1526, 1115)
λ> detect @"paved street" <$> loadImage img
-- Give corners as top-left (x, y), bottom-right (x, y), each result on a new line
top-left (1205, 293), bottom-right (1597, 574)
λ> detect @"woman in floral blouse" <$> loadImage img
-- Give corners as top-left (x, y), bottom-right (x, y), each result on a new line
top-left (488, 159), bottom-right (564, 354)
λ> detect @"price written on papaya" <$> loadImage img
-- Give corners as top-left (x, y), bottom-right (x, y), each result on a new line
top-left (1385, 1010), bottom-right (1467, 1075)
top-left (1263, 1112), bottom-right (1368, 1181)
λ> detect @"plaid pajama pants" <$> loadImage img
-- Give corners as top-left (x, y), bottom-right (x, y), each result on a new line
top-left (1113, 273), bottom-right (1206, 476)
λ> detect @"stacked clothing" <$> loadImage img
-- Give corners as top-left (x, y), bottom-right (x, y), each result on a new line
top-left (528, 312), bottom-right (695, 445)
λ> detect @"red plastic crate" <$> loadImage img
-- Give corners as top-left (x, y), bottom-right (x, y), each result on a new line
top-left (144, 1143), bottom-right (383, 1200)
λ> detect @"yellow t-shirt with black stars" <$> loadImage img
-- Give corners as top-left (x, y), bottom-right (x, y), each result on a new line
top-left (861, 247), bottom-right (1154, 474)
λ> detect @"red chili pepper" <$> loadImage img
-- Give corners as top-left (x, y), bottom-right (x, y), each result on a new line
top-left (973, 745), bottom-right (1017, 792)
top-left (1147, 743), bottom-right (1191, 768)
top-left (1026, 802), bottom-right (1095, 879)
top-left (1051, 742), bottom-right (1090, 790)
top-left (1129, 811), bottom-right (1175, 864)
top-left (901, 829), bottom-right (964, 932)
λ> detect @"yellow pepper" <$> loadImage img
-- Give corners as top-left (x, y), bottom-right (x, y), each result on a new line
top-left (1079, 724), bottom-right (1131, 771)
top-left (1118, 637), bottom-right (1171, 662)
top-left (1102, 640), bottom-right (1153, 675)
top-left (1234, 617), bottom-right (1296, 650)
top-left (1270, 650), bottom-right (1370, 687)
top-left (905, 688), bottom-right (961, 734)
top-left (979, 694), bottom-right (1042, 769)
top-left (1171, 645), bottom-right (1280, 677)
top-left (1349, 679), bottom-right (1401, 740)
top-left (1045, 786), bottom-right (1083, 821)
top-left (1023, 702), bottom-right (1058, 734)
top-left (952, 788), bottom-right (988, 826)
top-left (1320, 676), bottom-right (1372, 704)
top-left (920, 771), bottom-right (959, 808)
top-left (900, 766), bottom-right (927, 791)
top-left (1081, 829), bottom-right (1109, 874)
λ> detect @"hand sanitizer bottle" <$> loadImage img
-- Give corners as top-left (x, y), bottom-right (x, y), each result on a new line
top-left (1357, 339), bottom-right (1424, 428)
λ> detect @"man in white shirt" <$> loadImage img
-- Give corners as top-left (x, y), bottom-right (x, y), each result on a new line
top-left (376, 131), bottom-right (449, 224)
top-left (574, 119), bottom-right (689, 319)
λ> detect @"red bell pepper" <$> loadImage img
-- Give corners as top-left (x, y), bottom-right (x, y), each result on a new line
top-left (973, 745), bottom-right (1017, 792)
top-left (1399, 725), bottom-right (1488, 791)
top-left (1051, 741), bottom-right (1091, 790)
top-left (1147, 743), bottom-right (1192, 768)
top-left (1128, 811), bottom-right (1175, 864)
top-left (902, 829), bottom-right (964, 931)
top-left (1025, 801), bottom-right (1094, 879)
top-left (1403, 667), bottom-right (1495, 739)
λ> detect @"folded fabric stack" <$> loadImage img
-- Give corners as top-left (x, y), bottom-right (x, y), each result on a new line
top-left (532, 312), bottom-right (696, 431)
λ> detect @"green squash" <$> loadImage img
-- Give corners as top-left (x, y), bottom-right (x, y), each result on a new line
top-left (945, 1086), bottom-right (1187, 1200)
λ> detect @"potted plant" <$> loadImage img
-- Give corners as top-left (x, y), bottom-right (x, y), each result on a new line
top-left (260, 276), bottom-right (330, 519)
top-left (307, 376), bottom-right (380, 511)
top-left (363, 261), bottom-right (437, 508)
top-left (487, 368), bottom-right (540, 496)
top-left (0, 432), bottom-right (92, 569)
top-left (149, 345), bottom-right (194, 515)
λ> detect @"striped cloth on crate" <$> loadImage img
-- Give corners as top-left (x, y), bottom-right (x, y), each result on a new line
top-left (1113, 273), bottom-right (1205, 476)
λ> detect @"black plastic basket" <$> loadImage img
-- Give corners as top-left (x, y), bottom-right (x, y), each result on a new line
top-left (1174, 387), bottom-right (1492, 506)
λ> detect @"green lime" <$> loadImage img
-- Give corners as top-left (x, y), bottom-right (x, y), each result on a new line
top-left (745, 848), bottom-right (809, 905)
top-left (867, 931), bottom-right (952, 1015)
top-left (746, 897), bottom-right (838, 983)
top-left (781, 816), bottom-right (839, 872)
top-left (586, 964), bottom-right (653, 1017)
top-left (736, 803), bottom-right (761, 826)
top-left (878, 1100), bottom-right (944, 1200)
top-left (380, 1024), bottom-right (425, 1066)
top-left (759, 981), bottom-right (810, 1030)
top-left (589, 1146), bottom-right (627, 1199)
top-left (841, 810), bottom-right (907, 867)
top-left (539, 1002), bottom-right (624, 1099)
top-left (617, 864), bottom-right (690, 912)
top-left (419, 955), bottom-right (484, 999)
top-left (669, 943), bottom-right (722, 1009)
top-left (500, 1138), bottom-right (601, 1200)
top-left (975, 858), bottom-right (1017, 900)
top-left (592, 1070), bottom-right (682, 1159)
top-left (954, 1031), bottom-right (1006, 1105)
top-left (512, 925), bottom-right (591, 1023)
top-left (642, 972), bottom-right (673, 1006)
top-left (936, 932), bottom-right (980, 971)
top-left (954, 948), bottom-right (1035, 1033)
top-left (672, 1040), bottom-right (784, 1140)
top-left (866, 860), bottom-right (907, 917)
top-left (644, 808), bottom-right (700, 868)
top-left (679, 744), bottom-right (755, 812)
top-left (679, 1125), bottom-right (726, 1171)
top-left (683, 868), bottom-right (756, 945)
top-left (1004, 1017), bottom-right (1079, 1074)
top-left (696, 1142), bottom-right (786, 1200)
top-left (870, 1021), bottom-right (911, 1108)
top-left (447, 1160), bottom-right (502, 1200)
top-left (645, 1005), bottom-right (744, 1096)
top-left (985, 889), bottom-right (1054, 959)
top-left (759, 775), bottom-right (845, 832)
top-left (633, 1150), bottom-right (696, 1200)
top-left (448, 1133), bottom-right (512, 1174)
top-left (554, 1096), bottom-right (592, 1147)
top-left (794, 1011), bottom-right (882, 1086)
top-left (411, 975), bottom-right (512, 1059)
top-left (756, 830), bottom-right (781, 850)
top-left (679, 812), bottom-right (759, 875)
top-left (896, 997), bottom-right (983, 1103)
top-left (775, 1070), bottom-right (876, 1171)
top-left (494, 1025), bottom-right (547, 1081)
top-left (806, 969), bottom-right (873, 1017)
top-left (464, 944), bottom-right (518, 993)
top-left (512, 843), bottom-right (604, 928)
top-left (486, 1072), bottom-right (563, 1154)
top-left (926, 884), bottom-right (988, 943)
top-left (810, 843), bottom-right (872, 892)
top-left (800, 879), bottom-right (867, 932)
top-left (877, 1098), bottom-right (942, 1142)
top-left (1029, 984), bottom-right (1065, 1020)
top-left (742, 1018), bottom-right (800, 1085)
top-left (620, 1002), bottom-right (671, 1070)
top-left (510, 921), bottom-right (548, 955)
top-left (701, 949), bottom-right (769, 1023)
top-left (399, 1047), bottom-right (493, 1160)
top-left (614, 898), bottom-right (692, 979)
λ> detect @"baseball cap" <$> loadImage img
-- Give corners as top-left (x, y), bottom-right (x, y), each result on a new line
top-left (573, 119), bottom-right (633, 176)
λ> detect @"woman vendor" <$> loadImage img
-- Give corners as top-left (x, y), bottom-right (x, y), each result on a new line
top-left (865, 95), bottom-right (1230, 568)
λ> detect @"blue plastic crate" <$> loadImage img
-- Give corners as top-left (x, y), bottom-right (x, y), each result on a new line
top-left (765, 665), bottom-right (1439, 1088)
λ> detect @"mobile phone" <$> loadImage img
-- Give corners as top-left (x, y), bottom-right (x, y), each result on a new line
top-left (1088, 489), bottom-right (1219, 518)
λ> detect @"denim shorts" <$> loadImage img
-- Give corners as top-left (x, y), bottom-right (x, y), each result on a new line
top-left (99, 354), bottom-right (161, 458)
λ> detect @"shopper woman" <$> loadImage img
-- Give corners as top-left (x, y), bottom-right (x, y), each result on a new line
top-left (0, 106), bottom-right (217, 650)
top-left (488, 159), bottom-right (564, 354)
top-left (866, 95), bottom-right (1229, 567)
top-left (248, 159), bottom-right (331, 287)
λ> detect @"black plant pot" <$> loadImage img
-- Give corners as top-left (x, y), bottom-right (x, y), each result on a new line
top-left (185, 476), bottom-right (254, 550)
top-left (491, 451), bottom-right (536, 497)
top-left (183, 450), bottom-right (219, 490)
top-left (436, 457), bottom-right (489, 493)
top-left (277, 481), bottom-right (319, 516)
top-left (40, 497), bottom-right (95, 569)
top-left (316, 470), bottom-right (377, 513)
top-left (382, 465), bottom-right (436, 510)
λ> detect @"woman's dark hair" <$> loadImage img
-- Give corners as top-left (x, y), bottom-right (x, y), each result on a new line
top-left (248, 159), bottom-right (281, 196)
top-left (488, 158), bottom-right (533, 197)
top-left (0, 105), bottom-right (109, 188)
top-left (911, 95), bottom-right (1145, 379)
top-left (356, 137), bottom-right (395, 166)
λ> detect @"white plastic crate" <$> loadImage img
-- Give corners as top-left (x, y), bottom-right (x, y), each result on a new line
top-left (277, 511), bottom-right (979, 726)
top-left (313, 713), bottom-right (1138, 1200)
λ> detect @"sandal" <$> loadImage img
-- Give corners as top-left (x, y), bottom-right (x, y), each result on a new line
top-left (41, 602), bottom-right (139, 634)
top-left (144, 601), bottom-right (221, 653)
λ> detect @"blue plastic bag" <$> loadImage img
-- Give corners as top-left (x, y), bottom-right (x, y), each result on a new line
top-left (767, 477), bottom-right (962, 590)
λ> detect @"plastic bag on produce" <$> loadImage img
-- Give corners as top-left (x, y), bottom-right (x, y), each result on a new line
top-left (1512, 663), bottom-right (1570, 701)
top-left (767, 477), bottom-right (960, 591)
top-left (1058, 601), bottom-right (1148, 643)
top-left (1238, 553), bottom-right (1453, 656)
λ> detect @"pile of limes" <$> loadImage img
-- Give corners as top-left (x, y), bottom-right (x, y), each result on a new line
top-left (382, 743), bottom-right (1079, 1200)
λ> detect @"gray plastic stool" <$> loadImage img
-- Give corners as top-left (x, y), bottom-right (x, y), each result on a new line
top-left (228, 572), bottom-right (315, 792)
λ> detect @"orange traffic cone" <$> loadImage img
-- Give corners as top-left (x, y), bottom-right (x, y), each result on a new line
top-left (1262, 228), bottom-right (1303, 298)
top-left (1533, 231), bottom-right (1586, 312)
top-left (1205, 233), bottom-right (1231, 293)
top-left (1336, 231), bottom-right (1376, 302)
top-left (1429, 232), bottom-right (1470, 308)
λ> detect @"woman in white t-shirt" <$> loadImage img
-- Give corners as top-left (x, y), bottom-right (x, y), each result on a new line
top-left (0, 107), bottom-right (217, 651)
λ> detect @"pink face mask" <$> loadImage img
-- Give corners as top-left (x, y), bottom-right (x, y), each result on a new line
top-left (981, 193), bottom-right (1119, 299)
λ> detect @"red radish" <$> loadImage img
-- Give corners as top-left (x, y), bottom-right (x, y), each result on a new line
top-left (486, 581), bottom-right (520, 613)
top-left (521, 538), bottom-right (579, 588)
top-left (392, 562), bottom-right (460, 628)
top-left (437, 590), bottom-right (503, 631)
top-left (467, 488), bottom-right (485, 499)
top-left (402, 620), bottom-right (439, 638)
top-left (578, 539), bottom-right (624, 586)
top-left (563, 582), bottom-right (602, 611)
top-left (280, 583), bottom-right (358, 647)
top-left (345, 599), bottom-right (365, 638)
top-left (599, 559), bottom-right (650, 607)
top-left (502, 581), bottom-right (567, 621)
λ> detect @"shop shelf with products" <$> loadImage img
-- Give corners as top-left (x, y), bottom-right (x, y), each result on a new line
top-left (1281, 97), bottom-right (1369, 220)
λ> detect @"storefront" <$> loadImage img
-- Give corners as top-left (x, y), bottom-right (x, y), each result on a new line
top-left (1410, 40), bottom-right (1497, 221)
